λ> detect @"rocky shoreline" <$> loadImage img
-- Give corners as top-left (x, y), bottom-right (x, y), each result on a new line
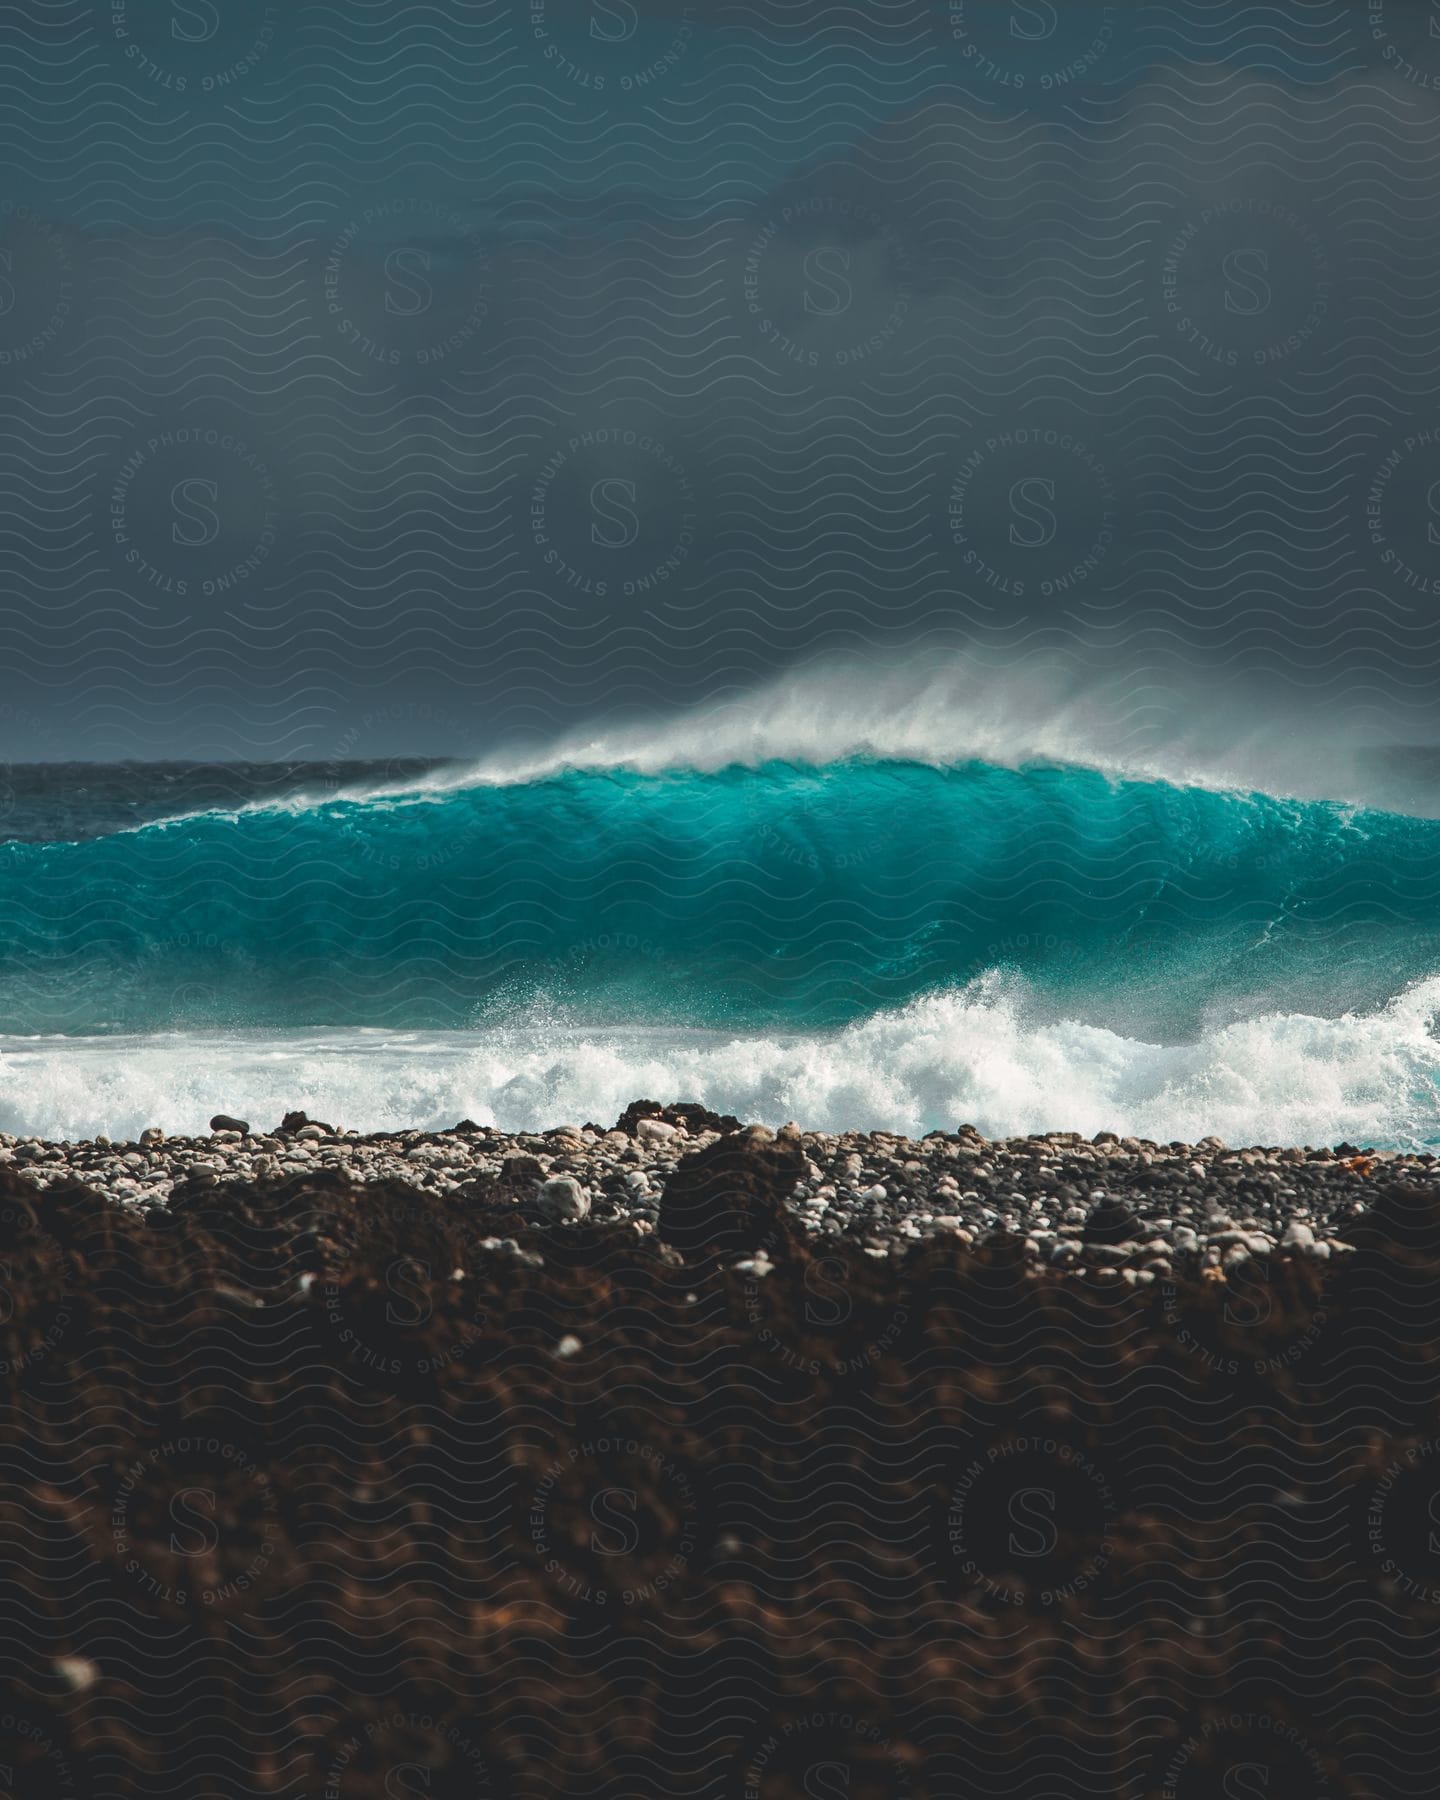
top-left (3, 1101), bottom-right (1439, 1795)
top-left (2, 1099), bottom-right (1427, 1274)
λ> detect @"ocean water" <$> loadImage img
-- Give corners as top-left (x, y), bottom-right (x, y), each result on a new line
top-left (3, 689), bottom-right (1440, 1147)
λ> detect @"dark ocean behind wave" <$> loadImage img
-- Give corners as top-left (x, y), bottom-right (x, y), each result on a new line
top-left (0, 758), bottom-right (448, 844)
top-left (0, 753), bottom-right (1438, 1146)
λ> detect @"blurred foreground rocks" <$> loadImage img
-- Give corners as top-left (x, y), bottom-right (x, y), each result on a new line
top-left (0, 1135), bottom-right (1435, 1796)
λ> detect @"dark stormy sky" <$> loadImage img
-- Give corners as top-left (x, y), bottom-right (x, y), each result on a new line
top-left (3, 1), bottom-right (1440, 761)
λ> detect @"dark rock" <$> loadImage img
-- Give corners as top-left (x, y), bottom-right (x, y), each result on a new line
top-left (613, 1099), bottom-right (664, 1135)
top-left (209, 1114), bottom-right (250, 1135)
top-left (277, 1109), bottom-right (335, 1135)
top-left (613, 1097), bottom-right (743, 1138)
top-left (657, 1130), bottom-right (804, 1256)
top-left (500, 1153), bottom-right (545, 1187)
top-left (667, 1099), bottom-right (743, 1135)
top-left (1082, 1198), bottom-right (1142, 1245)
top-left (1337, 1180), bottom-right (1440, 1255)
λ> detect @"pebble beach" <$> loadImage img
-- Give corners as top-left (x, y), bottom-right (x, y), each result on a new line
top-left (3, 1101), bottom-right (1422, 1273)
top-left (4, 1100), bottom-right (1437, 1795)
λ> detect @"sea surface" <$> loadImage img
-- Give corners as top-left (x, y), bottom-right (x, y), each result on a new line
top-left (3, 692), bottom-right (1440, 1146)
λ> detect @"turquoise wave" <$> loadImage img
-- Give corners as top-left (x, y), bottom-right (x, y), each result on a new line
top-left (1, 759), bottom-right (1438, 1035)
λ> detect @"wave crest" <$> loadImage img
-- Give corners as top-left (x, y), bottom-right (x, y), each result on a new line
top-left (2, 760), bottom-right (1436, 1036)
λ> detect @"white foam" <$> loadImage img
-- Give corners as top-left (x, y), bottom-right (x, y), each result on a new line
top-left (3, 972), bottom-right (1438, 1148)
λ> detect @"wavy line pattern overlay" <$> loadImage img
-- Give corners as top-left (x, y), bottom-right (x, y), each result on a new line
top-left (4, 3), bottom-right (1440, 1796)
